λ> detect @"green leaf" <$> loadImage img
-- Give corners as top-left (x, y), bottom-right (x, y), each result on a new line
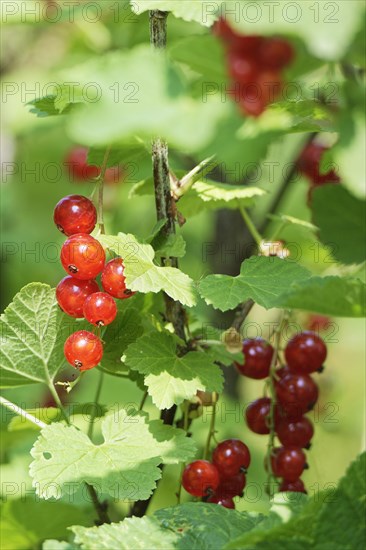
top-left (170, 35), bottom-right (227, 81)
top-left (312, 185), bottom-right (366, 265)
top-left (27, 96), bottom-right (60, 118)
top-left (65, 46), bottom-right (228, 152)
top-left (99, 233), bottom-right (197, 307)
top-left (131, 1), bottom-right (219, 26)
top-left (267, 214), bottom-right (318, 233)
top-left (72, 502), bottom-right (263, 549)
top-left (30, 410), bottom-right (196, 500)
top-left (314, 453), bottom-right (366, 548)
top-left (229, 1), bottom-right (365, 60)
top-left (0, 499), bottom-right (91, 550)
top-left (43, 541), bottom-right (78, 550)
top-left (199, 257), bottom-right (311, 312)
top-left (190, 180), bottom-right (266, 203)
top-left (334, 115), bottom-right (366, 199)
top-left (278, 276), bottom-right (366, 318)
top-left (124, 331), bottom-right (224, 409)
top-left (152, 234), bottom-right (187, 259)
top-left (0, 283), bottom-right (68, 387)
top-left (88, 139), bottom-right (150, 169)
top-left (100, 307), bottom-right (144, 376)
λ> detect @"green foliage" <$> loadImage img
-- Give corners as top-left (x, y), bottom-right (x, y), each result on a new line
top-left (99, 233), bottom-right (197, 306)
top-left (199, 257), bottom-right (311, 311)
top-left (124, 331), bottom-right (224, 409)
top-left (0, 499), bottom-right (91, 550)
top-left (0, 284), bottom-right (67, 387)
top-left (30, 409), bottom-right (196, 501)
top-left (312, 185), bottom-right (366, 265)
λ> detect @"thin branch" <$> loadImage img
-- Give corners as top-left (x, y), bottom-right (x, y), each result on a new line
top-left (0, 395), bottom-right (47, 429)
top-left (87, 370), bottom-right (104, 440)
top-left (97, 146), bottom-right (111, 235)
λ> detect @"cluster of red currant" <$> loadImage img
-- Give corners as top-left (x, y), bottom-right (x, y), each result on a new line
top-left (237, 331), bottom-right (327, 493)
top-left (65, 147), bottom-right (122, 184)
top-left (297, 141), bottom-right (340, 202)
top-left (54, 194), bottom-right (133, 371)
top-left (182, 439), bottom-right (251, 509)
top-left (214, 19), bottom-right (294, 117)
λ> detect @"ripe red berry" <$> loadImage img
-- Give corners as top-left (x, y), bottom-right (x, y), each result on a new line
top-left (270, 447), bottom-right (307, 481)
top-left (54, 195), bottom-right (97, 236)
top-left (66, 147), bottom-right (100, 181)
top-left (56, 276), bottom-right (99, 318)
top-left (207, 493), bottom-right (235, 509)
top-left (285, 331), bottom-right (327, 374)
top-left (227, 51), bottom-right (258, 83)
top-left (83, 292), bottom-right (117, 326)
top-left (258, 38), bottom-right (294, 70)
top-left (276, 417), bottom-right (314, 449)
top-left (279, 478), bottom-right (307, 494)
top-left (213, 18), bottom-right (238, 43)
top-left (101, 258), bottom-right (134, 299)
top-left (212, 439), bottom-right (251, 477)
top-left (182, 460), bottom-right (220, 497)
top-left (61, 234), bottom-right (105, 280)
top-left (218, 472), bottom-right (246, 497)
top-left (236, 338), bottom-right (274, 379)
top-left (64, 330), bottom-right (103, 371)
top-left (245, 397), bottom-right (271, 434)
top-left (275, 373), bottom-right (319, 417)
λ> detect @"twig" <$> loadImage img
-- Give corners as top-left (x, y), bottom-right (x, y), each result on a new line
top-left (97, 146), bottom-right (111, 235)
top-left (203, 392), bottom-right (218, 460)
top-left (0, 395), bottom-right (47, 429)
top-left (87, 370), bottom-right (104, 440)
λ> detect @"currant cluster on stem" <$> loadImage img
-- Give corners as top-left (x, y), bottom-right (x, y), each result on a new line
top-left (54, 194), bottom-right (135, 372)
top-left (65, 146), bottom-right (122, 185)
top-left (237, 332), bottom-right (327, 493)
top-left (182, 439), bottom-right (251, 509)
top-left (297, 141), bottom-right (340, 203)
top-left (214, 18), bottom-right (294, 117)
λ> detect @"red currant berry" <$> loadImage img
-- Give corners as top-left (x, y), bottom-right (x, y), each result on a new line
top-left (230, 35), bottom-right (265, 57)
top-left (276, 416), bottom-right (314, 449)
top-left (245, 397), bottom-right (271, 434)
top-left (54, 195), bottom-right (97, 236)
top-left (56, 276), bottom-right (99, 318)
top-left (270, 447), bottom-right (307, 482)
top-left (101, 258), bottom-right (135, 299)
top-left (217, 472), bottom-right (246, 497)
top-left (182, 460), bottom-right (220, 497)
top-left (83, 292), bottom-right (117, 327)
top-left (64, 330), bottom-right (103, 371)
top-left (285, 331), bottom-right (327, 374)
top-left (258, 38), bottom-right (294, 70)
top-left (61, 234), bottom-right (105, 280)
top-left (213, 18), bottom-right (238, 43)
top-left (65, 147), bottom-right (100, 182)
top-left (279, 478), bottom-right (307, 494)
top-left (236, 338), bottom-right (274, 379)
top-left (227, 51), bottom-right (258, 83)
top-left (207, 493), bottom-right (235, 509)
top-left (212, 439), bottom-right (251, 477)
top-left (275, 373), bottom-right (319, 417)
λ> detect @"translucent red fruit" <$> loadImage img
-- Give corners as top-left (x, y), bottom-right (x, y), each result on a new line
top-left (207, 494), bottom-right (235, 509)
top-left (270, 447), bottom-right (307, 481)
top-left (276, 417), bottom-right (314, 449)
top-left (61, 234), bottom-right (105, 280)
top-left (212, 439), bottom-right (251, 477)
top-left (56, 276), bottom-right (99, 318)
top-left (258, 38), bottom-right (294, 70)
top-left (236, 338), bottom-right (274, 379)
top-left (285, 331), bottom-right (327, 374)
top-left (245, 397), bottom-right (271, 434)
top-left (54, 195), bottom-right (97, 236)
top-left (217, 472), bottom-right (246, 497)
top-left (275, 373), bottom-right (319, 417)
top-left (101, 258), bottom-right (135, 299)
top-left (279, 478), bottom-right (307, 494)
top-left (182, 460), bottom-right (220, 497)
top-left (64, 330), bottom-right (103, 371)
top-left (83, 292), bottom-right (117, 327)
